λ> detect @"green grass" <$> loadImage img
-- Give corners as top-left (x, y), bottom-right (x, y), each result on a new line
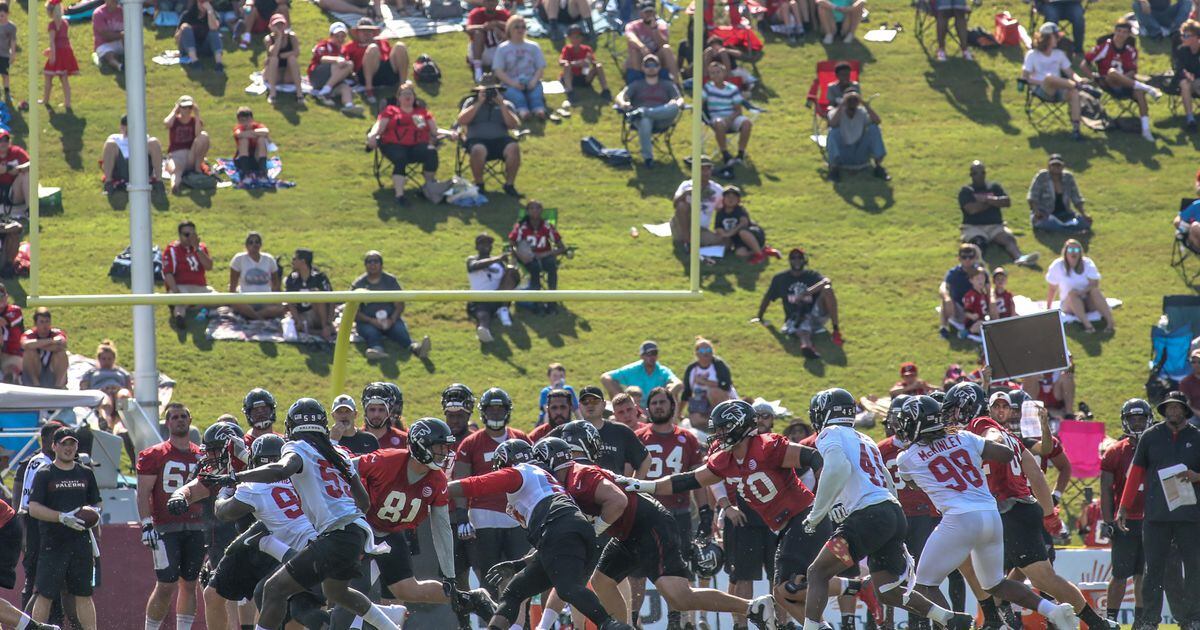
top-left (3, 0), bottom-right (1190, 441)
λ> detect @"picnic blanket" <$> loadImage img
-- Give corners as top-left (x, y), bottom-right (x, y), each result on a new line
top-left (212, 157), bottom-right (297, 189)
top-left (934, 294), bottom-right (1124, 341)
top-left (315, 0), bottom-right (615, 40)
top-left (204, 305), bottom-right (358, 344)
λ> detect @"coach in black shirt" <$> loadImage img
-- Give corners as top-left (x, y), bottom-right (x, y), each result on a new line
top-left (553, 386), bottom-right (649, 477)
top-left (330, 394), bottom-right (380, 455)
top-left (27, 427), bottom-right (101, 628)
top-left (1118, 391), bottom-right (1200, 628)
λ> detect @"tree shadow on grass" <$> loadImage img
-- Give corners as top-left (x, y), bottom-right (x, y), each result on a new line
top-left (1032, 229), bottom-right (1091, 254)
top-left (47, 107), bottom-right (86, 171)
top-left (1065, 325), bottom-right (1108, 357)
top-left (923, 66), bottom-right (1020, 136)
top-left (182, 64), bottom-right (228, 98)
top-left (628, 161), bottom-right (687, 199)
top-left (1026, 128), bottom-right (1166, 171)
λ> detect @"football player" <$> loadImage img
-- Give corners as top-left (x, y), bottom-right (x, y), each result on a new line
top-left (0, 596), bottom-right (58, 630)
top-left (382, 381), bottom-right (408, 431)
top-left (528, 388), bottom-right (575, 442)
top-left (440, 383), bottom-right (478, 592)
top-left (1099, 399), bottom-right (1151, 624)
top-left (242, 388), bottom-right (281, 446)
top-left (802, 388), bottom-right (974, 630)
top-left (362, 382), bottom-right (408, 449)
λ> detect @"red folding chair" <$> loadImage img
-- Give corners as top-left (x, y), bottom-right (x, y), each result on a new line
top-left (806, 59), bottom-right (861, 159)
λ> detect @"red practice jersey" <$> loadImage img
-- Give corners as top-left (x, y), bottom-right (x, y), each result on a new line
top-left (162, 241), bottom-right (210, 286)
top-left (1101, 436), bottom-right (1143, 520)
top-left (563, 462), bottom-right (637, 540)
top-left (706, 433), bottom-right (814, 533)
top-left (374, 426), bottom-right (408, 449)
top-left (636, 424), bottom-right (703, 511)
top-left (877, 435), bottom-right (939, 517)
top-left (964, 417), bottom-right (1033, 503)
top-left (1023, 435), bottom-right (1064, 474)
top-left (308, 37), bottom-right (340, 75)
top-left (456, 427), bottom-right (530, 514)
top-left (528, 422), bottom-right (555, 442)
top-left (1085, 36), bottom-right (1138, 77)
top-left (136, 441), bottom-right (205, 525)
top-left (358, 449), bottom-right (449, 533)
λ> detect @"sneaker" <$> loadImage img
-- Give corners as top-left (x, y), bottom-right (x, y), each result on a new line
top-left (764, 246), bottom-right (782, 259)
top-left (874, 165), bottom-right (891, 180)
top-left (395, 192), bottom-right (408, 207)
top-left (365, 346), bottom-right (388, 360)
top-left (172, 314), bottom-right (186, 329)
top-left (823, 33), bottom-right (834, 44)
top-left (178, 54), bottom-right (194, 65)
top-left (1142, 129), bottom-right (1155, 142)
top-left (341, 102), bottom-right (364, 115)
top-left (1046, 603), bottom-right (1079, 630)
top-left (945, 613), bottom-right (975, 630)
top-left (1072, 129), bottom-right (1084, 141)
top-left (476, 325), bottom-right (493, 343)
top-left (503, 183), bottom-right (520, 197)
top-left (415, 335), bottom-right (432, 359)
top-left (940, 326), bottom-right (952, 339)
top-left (962, 49), bottom-right (974, 60)
top-left (1015, 251), bottom-right (1040, 267)
top-left (1148, 86), bottom-right (1163, 101)
top-left (936, 48), bottom-right (947, 61)
top-left (239, 33), bottom-right (251, 49)
top-left (843, 33), bottom-right (855, 43)
top-left (317, 85), bottom-right (333, 97)
top-left (957, 327), bottom-right (969, 339)
top-left (497, 307), bottom-right (513, 326)
top-left (746, 594), bottom-right (776, 630)
top-left (213, 62), bottom-right (224, 73)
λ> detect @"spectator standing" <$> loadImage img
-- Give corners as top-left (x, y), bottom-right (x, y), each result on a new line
top-left (670, 156), bottom-right (724, 246)
top-left (624, 2), bottom-right (677, 83)
top-left (756, 247), bottom-right (841, 358)
top-left (41, 0), bottom-right (77, 109)
top-left (228, 231), bottom-right (285, 321)
top-left (27, 427), bottom-right (100, 629)
top-left (815, 0), bottom-right (864, 43)
top-left (559, 386), bottom-right (650, 476)
top-left (680, 336), bottom-right (735, 426)
top-left (1045, 238), bottom-right (1114, 333)
top-left (992, 266), bottom-right (1016, 319)
top-left (162, 96), bottom-right (211, 194)
top-left (558, 24), bottom-right (610, 104)
top-left (1037, 0), bottom-right (1087, 53)
top-left (712, 185), bottom-right (778, 264)
top-left (508, 200), bottom-right (566, 301)
top-left (21, 307), bottom-right (67, 389)
top-left (826, 87), bottom-right (888, 182)
top-left (1118, 391), bottom-right (1200, 628)
top-left (0, 283), bottom-right (21, 383)
top-left (958, 160), bottom-right (1038, 265)
top-left (162, 220), bottom-right (213, 329)
top-left (1027, 154), bottom-right (1092, 232)
top-left (343, 18), bottom-right (408, 104)
top-left (466, 0), bottom-right (510, 80)
top-left (79, 340), bottom-right (132, 432)
top-left (308, 22), bottom-right (360, 114)
top-left (1179, 350), bottom-right (1200, 417)
top-left (703, 61), bottom-right (753, 171)
top-left (1022, 24), bottom-right (1085, 139)
top-left (614, 54), bottom-right (682, 167)
top-left (537, 362), bottom-right (578, 423)
top-left (1134, 0), bottom-right (1191, 39)
top-left (600, 340), bottom-right (684, 404)
top-left (366, 82), bottom-right (445, 206)
top-left (101, 115), bottom-right (164, 194)
top-left (329, 394), bottom-right (379, 455)
top-left (466, 232), bottom-right (516, 343)
top-left (175, 0), bottom-right (223, 70)
top-left (232, 107), bottom-right (272, 183)
top-left (457, 74), bottom-right (521, 197)
top-left (351, 249), bottom-right (431, 360)
top-left (1173, 20), bottom-right (1200, 131)
top-left (933, 0), bottom-right (972, 61)
top-left (889, 362), bottom-right (933, 397)
top-left (283, 248), bottom-right (334, 342)
top-left (492, 16), bottom-right (547, 120)
top-left (263, 14), bottom-right (302, 105)
top-left (91, 0), bottom-right (123, 72)
top-left (938, 243), bottom-right (981, 338)
top-left (1081, 19), bottom-right (1160, 142)
top-left (0, 3), bottom-right (16, 100)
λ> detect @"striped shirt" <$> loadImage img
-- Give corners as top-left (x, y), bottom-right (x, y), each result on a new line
top-left (703, 81), bottom-right (743, 119)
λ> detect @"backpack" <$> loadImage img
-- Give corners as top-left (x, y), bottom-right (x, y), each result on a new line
top-left (413, 55), bottom-right (442, 83)
top-left (108, 245), bottom-right (164, 281)
top-left (425, 0), bottom-right (463, 19)
top-left (967, 27), bottom-right (999, 49)
top-left (579, 136), bottom-right (632, 167)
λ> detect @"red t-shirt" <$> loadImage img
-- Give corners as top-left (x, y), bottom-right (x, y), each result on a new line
top-left (136, 441), bottom-right (205, 526)
top-left (1100, 436), bottom-right (1144, 520)
top-left (1, 303), bottom-right (22, 356)
top-left (455, 427), bottom-right (529, 514)
top-left (342, 38), bottom-right (389, 72)
top-left (0, 146), bottom-right (29, 186)
top-left (378, 105), bottom-right (435, 146)
top-left (705, 433), bottom-right (814, 533)
top-left (467, 6), bottom-right (510, 48)
top-left (993, 290), bottom-right (1016, 319)
top-left (374, 426), bottom-right (408, 449)
top-left (167, 117), bottom-right (198, 153)
top-left (564, 462), bottom-right (637, 540)
top-left (23, 328), bottom-right (66, 365)
top-left (559, 43), bottom-right (593, 76)
top-left (1080, 499), bottom-right (1109, 548)
top-left (508, 219), bottom-right (562, 255)
top-left (308, 37), bottom-right (341, 75)
top-left (965, 416), bottom-right (1034, 504)
top-left (358, 448), bottom-right (449, 532)
top-left (162, 240), bottom-right (210, 286)
top-left (877, 435), bottom-right (940, 517)
top-left (0, 497), bottom-right (13, 529)
top-left (233, 122), bottom-right (266, 155)
top-left (635, 424), bottom-right (702, 511)
top-left (962, 288), bottom-right (987, 321)
top-left (528, 422), bottom-right (555, 442)
top-left (1085, 37), bottom-right (1138, 77)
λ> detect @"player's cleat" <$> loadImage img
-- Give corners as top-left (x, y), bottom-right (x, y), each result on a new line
top-left (1046, 603), bottom-right (1080, 630)
top-left (946, 612), bottom-right (975, 630)
top-left (746, 594), bottom-right (776, 629)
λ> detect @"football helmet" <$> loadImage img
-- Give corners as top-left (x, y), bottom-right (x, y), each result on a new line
top-left (479, 387), bottom-right (513, 431)
top-left (408, 418), bottom-right (457, 470)
top-left (250, 434), bottom-right (286, 467)
top-left (1120, 398), bottom-right (1154, 437)
top-left (895, 396), bottom-right (944, 444)
top-left (709, 400), bottom-right (757, 451)
top-left (533, 437), bottom-right (574, 472)
top-left (285, 398), bottom-right (329, 438)
top-left (941, 382), bottom-right (987, 425)
top-left (441, 383), bottom-right (476, 416)
top-left (361, 382), bottom-right (393, 429)
top-left (690, 540), bottom-right (725, 579)
top-left (492, 439), bottom-right (533, 470)
top-left (560, 420), bottom-right (603, 462)
top-left (242, 388), bottom-right (277, 430)
top-left (809, 388), bottom-right (857, 431)
top-left (200, 421), bottom-right (245, 475)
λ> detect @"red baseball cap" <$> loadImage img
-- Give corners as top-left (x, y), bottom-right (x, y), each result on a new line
top-left (900, 362), bottom-right (917, 376)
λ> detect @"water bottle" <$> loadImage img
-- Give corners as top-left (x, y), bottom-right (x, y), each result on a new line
top-left (282, 317), bottom-right (298, 341)
top-left (152, 541), bottom-right (170, 570)
top-left (195, 308), bottom-right (208, 322)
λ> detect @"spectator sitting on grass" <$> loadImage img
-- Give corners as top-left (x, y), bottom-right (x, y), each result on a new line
top-left (0, 129), bottom-right (29, 210)
top-left (958, 160), bottom-right (1038, 266)
top-left (508, 200), bottom-right (567, 304)
top-left (712, 185), bottom-right (780, 264)
top-left (600, 340), bottom-right (683, 404)
top-left (232, 107), bottom-right (273, 184)
top-left (162, 95), bottom-right (211, 194)
top-left (466, 0), bottom-right (510, 80)
top-left (466, 232), bottom-right (517, 343)
top-left (702, 37), bottom-right (754, 93)
top-left (0, 283), bottom-right (21, 383)
top-left (889, 362), bottom-right (933, 397)
top-left (938, 242), bottom-right (981, 338)
top-left (317, 0), bottom-right (380, 20)
top-left (670, 155), bottom-right (724, 247)
top-left (559, 24), bottom-right (610, 105)
top-left (538, 361), bottom-right (578, 423)
top-left (175, 0), bottom-right (224, 70)
top-left (163, 219), bottom-right (214, 329)
top-left (1081, 18), bottom-right (1160, 143)
top-left (308, 22), bottom-right (361, 114)
top-left (457, 73), bottom-right (522, 197)
top-left (343, 18), bottom-right (408, 104)
top-left (614, 53), bottom-right (682, 168)
top-left (755, 247), bottom-right (841, 358)
top-left (825, 61), bottom-right (858, 107)
top-left (625, 1), bottom-right (677, 84)
top-left (351, 249), bottom-right (431, 361)
top-left (760, 0), bottom-right (805, 42)
top-left (826, 86), bottom-right (888, 182)
top-left (283, 248), bottom-right (334, 342)
top-left (238, 0), bottom-right (291, 50)
top-left (992, 266), bottom-right (1016, 319)
top-left (367, 82), bottom-right (448, 207)
top-left (1045, 238), bottom-right (1115, 333)
top-left (101, 115), bottom-right (164, 195)
top-left (263, 13), bottom-right (302, 105)
top-left (1173, 20), bottom-right (1200, 131)
top-left (228, 230), bottom-right (286, 321)
top-left (79, 339), bottom-right (132, 432)
top-left (536, 0), bottom-right (591, 42)
top-left (816, 0), bottom-right (864, 43)
top-left (703, 61), bottom-right (753, 172)
top-left (493, 16), bottom-right (547, 121)
top-left (91, 0), bottom-right (124, 72)
top-left (680, 336), bottom-right (735, 427)
top-left (960, 262), bottom-right (994, 338)
top-left (21, 307), bottom-right (67, 389)
top-left (1027, 153), bottom-right (1092, 233)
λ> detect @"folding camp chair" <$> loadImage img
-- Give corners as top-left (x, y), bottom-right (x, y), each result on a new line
top-left (617, 104), bottom-right (684, 160)
top-left (452, 95), bottom-right (524, 187)
top-left (1055, 419), bottom-right (1106, 530)
top-left (1028, 0), bottom-right (1090, 48)
top-left (1018, 77), bottom-right (1073, 130)
top-left (806, 59), bottom-right (860, 158)
top-left (913, 0), bottom-right (962, 49)
top-left (1172, 197), bottom-right (1200, 283)
top-left (371, 145), bottom-right (424, 189)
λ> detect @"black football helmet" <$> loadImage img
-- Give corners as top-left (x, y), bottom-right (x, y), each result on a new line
top-left (1120, 398), bottom-right (1154, 437)
top-left (560, 420), bottom-right (603, 462)
top-left (884, 394), bottom-right (911, 436)
top-left (929, 390), bottom-right (947, 405)
top-left (408, 418), bottom-right (457, 470)
top-left (709, 400), bottom-right (757, 451)
top-left (200, 421), bottom-right (245, 474)
top-left (382, 382), bottom-right (405, 420)
top-left (690, 540), bottom-right (725, 579)
top-left (533, 437), bottom-right (574, 472)
top-left (941, 382), bottom-right (987, 425)
top-left (479, 387), bottom-right (513, 431)
top-left (250, 434), bottom-right (286, 467)
top-left (492, 439), bottom-right (533, 470)
top-left (809, 388), bottom-right (857, 431)
top-left (361, 382), bottom-right (393, 429)
top-left (285, 398), bottom-right (329, 438)
top-left (895, 396), bottom-right (944, 444)
top-left (243, 388), bottom-right (277, 429)
top-left (441, 383), bottom-right (476, 416)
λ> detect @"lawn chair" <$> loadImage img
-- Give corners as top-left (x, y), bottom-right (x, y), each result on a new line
top-left (1055, 419), bottom-right (1106, 529)
top-left (1028, 0), bottom-right (1090, 49)
top-left (913, 0), bottom-right (962, 48)
top-left (451, 94), bottom-right (524, 187)
top-left (617, 103), bottom-right (685, 160)
top-left (806, 59), bottom-right (860, 158)
top-left (1018, 77), bottom-right (1073, 130)
top-left (1172, 198), bottom-right (1200, 283)
top-left (371, 145), bottom-right (424, 189)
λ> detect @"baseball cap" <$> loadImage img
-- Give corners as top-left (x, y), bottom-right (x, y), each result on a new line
top-left (363, 249), bottom-right (383, 263)
top-left (900, 362), bottom-right (917, 376)
top-left (269, 13), bottom-right (287, 27)
top-left (639, 340), bottom-right (659, 355)
top-left (753, 402), bottom-right (776, 417)
top-left (988, 391), bottom-right (1012, 407)
top-left (177, 95), bottom-right (195, 107)
top-left (992, 266), bottom-right (1007, 278)
top-left (723, 184), bottom-right (743, 197)
top-left (294, 247), bottom-right (314, 266)
top-left (567, 23), bottom-right (584, 35)
top-left (329, 21), bottom-right (348, 35)
top-left (332, 394), bottom-right (356, 412)
top-left (1038, 22), bottom-right (1060, 35)
top-left (579, 386), bottom-right (605, 401)
top-left (0, 129), bottom-right (10, 141)
top-left (789, 247), bottom-right (807, 259)
top-left (1047, 153), bottom-right (1065, 166)
top-left (54, 427), bottom-right (79, 444)
top-left (698, 155), bottom-right (714, 167)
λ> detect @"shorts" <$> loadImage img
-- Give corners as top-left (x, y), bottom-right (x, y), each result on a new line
top-left (157, 529), bottom-right (207, 583)
top-left (960, 222), bottom-right (1012, 246)
top-left (210, 545), bottom-right (277, 601)
top-left (285, 524), bottom-right (367, 589)
top-left (1001, 501), bottom-right (1049, 571)
top-left (709, 114), bottom-right (749, 131)
top-left (934, 0), bottom-right (969, 11)
top-left (597, 502), bottom-right (691, 583)
top-left (1031, 84), bottom-right (1067, 103)
top-left (536, 2), bottom-right (580, 22)
top-left (380, 143), bottom-right (439, 176)
top-left (96, 40), bottom-right (124, 58)
top-left (467, 136), bottom-right (516, 161)
top-left (309, 63), bottom-right (334, 90)
top-left (357, 63), bottom-right (400, 89)
top-left (376, 530), bottom-right (416, 588)
top-left (35, 535), bottom-right (94, 599)
top-left (724, 521), bottom-right (777, 582)
top-left (570, 74), bottom-right (593, 88)
top-left (915, 509), bottom-right (1005, 590)
top-left (785, 300), bottom-right (829, 335)
top-left (834, 500), bottom-right (909, 577)
top-left (0, 56), bottom-right (10, 76)
top-left (905, 514), bottom-right (938, 561)
top-left (1111, 519), bottom-right (1144, 580)
top-left (207, 520), bottom-right (238, 566)
top-left (774, 508), bottom-right (832, 586)
top-left (1101, 80), bottom-right (1135, 100)
top-left (1041, 524), bottom-right (1057, 563)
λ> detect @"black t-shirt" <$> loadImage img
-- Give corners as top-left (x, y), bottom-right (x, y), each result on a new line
top-left (549, 420), bottom-right (648, 475)
top-left (1132, 422), bottom-right (1200, 522)
top-left (284, 270), bottom-right (333, 313)
top-left (714, 205), bottom-right (751, 234)
top-left (765, 269), bottom-right (826, 318)
top-left (1174, 45), bottom-right (1200, 83)
top-left (28, 463), bottom-right (100, 542)
top-left (350, 272), bottom-right (403, 319)
top-left (957, 181), bottom-right (1006, 226)
top-left (181, 1), bottom-right (211, 41)
top-left (337, 431), bottom-right (380, 455)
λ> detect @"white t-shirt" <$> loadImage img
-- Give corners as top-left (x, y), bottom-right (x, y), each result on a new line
top-left (815, 424), bottom-right (896, 514)
top-left (1023, 48), bottom-right (1072, 83)
top-left (107, 133), bottom-right (130, 159)
top-left (233, 480), bottom-right (319, 549)
top-left (467, 258), bottom-right (505, 291)
top-left (896, 431), bottom-right (995, 515)
top-left (673, 179), bottom-right (723, 230)
top-left (229, 251), bottom-right (278, 293)
top-left (1045, 256), bottom-right (1100, 296)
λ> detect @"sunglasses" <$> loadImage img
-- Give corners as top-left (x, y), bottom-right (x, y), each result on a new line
top-left (247, 239), bottom-right (262, 245)
top-left (696, 347), bottom-right (713, 355)
top-left (1066, 247), bottom-right (1082, 253)
top-left (365, 258), bottom-right (382, 264)
top-left (959, 253), bottom-right (976, 259)
top-left (180, 231), bottom-right (195, 237)
top-left (512, 24), bottom-right (526, 30)
top-left (643, 350), bottom-right (659, 356)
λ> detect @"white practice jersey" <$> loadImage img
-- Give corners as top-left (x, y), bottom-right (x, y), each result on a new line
top-left (282, 439), bottom-right (362, 534)
top-left (896, 431), bottom-right (994, 516)
top-left (506, 462), bottom-right (564, 527)
top-left (233, 480), bottom-right (319, 549)
top-left (815, 424), bottom-right (896, 514)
